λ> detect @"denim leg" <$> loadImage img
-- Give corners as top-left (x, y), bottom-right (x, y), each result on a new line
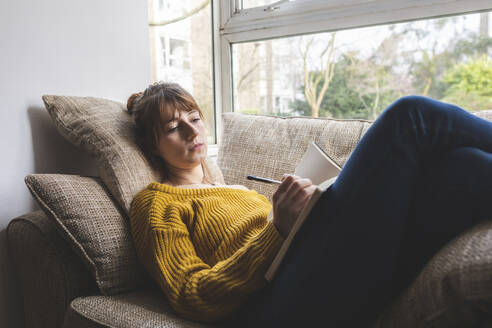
top-left (248, 96), bottom-right (492, 327)
top-left (393, 146), bottom-right (492, 294)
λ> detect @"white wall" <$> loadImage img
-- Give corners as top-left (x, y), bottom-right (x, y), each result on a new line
top-left (0, 0), bottom-right (150, 326)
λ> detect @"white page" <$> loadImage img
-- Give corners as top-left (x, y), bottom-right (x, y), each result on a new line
top-left (294, 141), bottom-right (341, 185)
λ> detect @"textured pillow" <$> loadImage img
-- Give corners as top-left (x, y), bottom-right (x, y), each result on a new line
top-left (42, 95), bottom-right (224, 214)
top-left (375, 220), bottom-right (492, 328)
top-left (217, 112), bottom-right (371, 201)
top-left (25, 174), bottom-right (149, 295)
top-left (474, 109), bottom-right (492, 121)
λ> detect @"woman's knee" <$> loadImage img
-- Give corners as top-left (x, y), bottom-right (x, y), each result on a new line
top-left (383, 95), bottom-right (426, 117)
top-left (375, 95), bottom-right (423, 128)
top-left (379, 95), bottom-right (452, 129)
top-left (389, 95), bottom-right (459, 117)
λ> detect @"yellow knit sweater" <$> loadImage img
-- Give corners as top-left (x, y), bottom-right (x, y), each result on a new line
top-left (130, 182), bottom-right (284, 322)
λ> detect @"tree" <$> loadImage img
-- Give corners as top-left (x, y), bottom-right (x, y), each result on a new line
top-left (301, 34), bottom-right (336, 117)
top-left (479, 12), bottom-right (490, 56)
top-left (442, 55), bottom-right (492, 110)
top-left (292, 33), bottom-right (412, 120)
top-left (345, 33), bottom-right (413, 119)
top-left (398, 18), bottom-right (456, 99)
top-left (291, 55), bottom-right (375, 119)
top-left (318, 55), bottom-right (372, 119)
top-left (345, 56), bottom-right (396, 120)
top-left (401, 15), bottom-right (492, 101)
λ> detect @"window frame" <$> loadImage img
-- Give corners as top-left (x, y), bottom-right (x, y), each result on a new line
top-left (224, 0), bottom-right (492, 42)
top-left (212, 0), bottom-right (491, 121)
top-left (209, 0), bottom-right (491, 150)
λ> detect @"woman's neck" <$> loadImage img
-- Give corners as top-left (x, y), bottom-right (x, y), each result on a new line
top-left (164, 164), bottom-right (205, 186)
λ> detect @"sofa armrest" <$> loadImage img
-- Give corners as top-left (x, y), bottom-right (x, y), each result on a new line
top-left (7, 210), bottom-right (98, 328)
top-left (376, 220), bottom-right (492, 328)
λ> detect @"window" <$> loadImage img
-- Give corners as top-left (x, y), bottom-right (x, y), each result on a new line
top-left (216, 0), bottom-right (492, 124)
top-left (148, 0), bottom-right (215, 144)
top-left (148, 0), bottom-right (492, 144)
top-left (232, 11), bottom-right (492, 119)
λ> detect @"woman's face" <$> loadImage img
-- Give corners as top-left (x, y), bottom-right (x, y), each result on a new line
top-left (156, 108), bottom-right (207, 170)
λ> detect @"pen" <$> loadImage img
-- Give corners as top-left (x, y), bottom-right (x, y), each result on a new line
top-left (247, 175), bottom-right (282, 184)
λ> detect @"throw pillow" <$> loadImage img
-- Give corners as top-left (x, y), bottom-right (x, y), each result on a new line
top-left (42, 95), bottom-right (224, 214)
top-left (25, 174), bottom-right (149, 296)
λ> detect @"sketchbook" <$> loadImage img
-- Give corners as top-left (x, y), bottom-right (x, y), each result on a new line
top-left (265, 141), bottom-right (342, 282)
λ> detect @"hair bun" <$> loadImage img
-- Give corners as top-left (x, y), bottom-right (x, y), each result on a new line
top-left (127, 92), bottom-right (144, 113)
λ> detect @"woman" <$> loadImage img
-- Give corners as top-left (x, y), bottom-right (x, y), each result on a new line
top-left (127, 82), bottom-right (492, 327)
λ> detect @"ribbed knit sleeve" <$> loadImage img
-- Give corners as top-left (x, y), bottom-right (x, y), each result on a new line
top-left (130, 183), bottom-right (284, 323)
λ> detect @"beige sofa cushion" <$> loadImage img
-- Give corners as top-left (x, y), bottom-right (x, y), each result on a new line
top-left (65, 290), bottom-right (214, 328)
top-left (25, 174), bottom-right (147, 295)
top-left (217, 112), bottom-right (371, 200)
top-left (474, 110), bottom-right (492, 121)
top-left (42, 95), bottom-right (224, 214)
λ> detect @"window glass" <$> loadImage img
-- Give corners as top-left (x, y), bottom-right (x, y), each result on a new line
top-left (169, 39), bottom-right (190, 69)
top-left (232, 11), bottom-right (492, 119)
top-left (160, 36), bottom-right (166, 65)
top-left (148, 0), bottom-right (215, 143)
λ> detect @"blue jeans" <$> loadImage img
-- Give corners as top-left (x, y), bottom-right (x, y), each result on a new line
top-left (231, 96), bottom-right (492, 327)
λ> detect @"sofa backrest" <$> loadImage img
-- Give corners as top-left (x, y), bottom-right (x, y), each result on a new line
top-left (217, 113), bottom-right (372, 201)
top-left (474, 110), bottom-right (492, 122)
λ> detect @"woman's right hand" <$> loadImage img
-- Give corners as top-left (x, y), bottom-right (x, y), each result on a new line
top-left (272, 174), bottom-right (316, 238)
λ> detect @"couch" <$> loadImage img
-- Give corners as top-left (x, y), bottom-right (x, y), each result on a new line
top-left (8, 95), bottom-right (492, 328)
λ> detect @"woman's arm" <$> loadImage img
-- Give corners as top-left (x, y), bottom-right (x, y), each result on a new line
top-left (149, 214), bottom-right (282, 322)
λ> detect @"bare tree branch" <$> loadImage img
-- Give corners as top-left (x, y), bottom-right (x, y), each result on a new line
top-left (302, 34), bottom-right (336, 117)
top-left (236, 63), bottom-right (260, 89)
top-left (237, 44), bottom-right (260, 89)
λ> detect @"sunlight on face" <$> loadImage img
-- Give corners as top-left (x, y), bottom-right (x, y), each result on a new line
top-left (156, 108), bottom-right (208, 170)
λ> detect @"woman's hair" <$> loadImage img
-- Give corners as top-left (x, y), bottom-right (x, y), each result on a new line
top-left (127, 82), bottom-right (213, 183)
